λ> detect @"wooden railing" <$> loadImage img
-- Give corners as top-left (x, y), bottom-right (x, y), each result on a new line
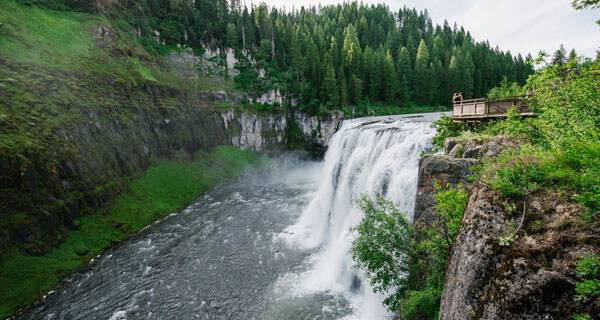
top-left (452, 96), bottom-right (532, 120)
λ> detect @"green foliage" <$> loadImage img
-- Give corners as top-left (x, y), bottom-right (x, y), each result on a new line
top-left (431, 114), bottom-right (466, 151)
top-left (398, 286), bottom-right (442, 320)
top-left (483, 107), bottom-right (537, 138)
top-left (483, 142), bottom-right (599, 213)
top-left (575, 254), bottom-right (600, 298)
top-left (352, 185), bottom-right (468, 319)
top-left (430, 186), bottom-right (469, 251)
top-left (526, 60), bottom-right (600, 148)
top-left (94, 0), bottom-right (532, 111)
top-left (487, 77), bottom-right (524, 98)
top-left (352, 195), bottom-right (415, 309)
top-left (576, 279), bottom-right (600, 297)
top-left (475, 58), bottom-right (600, 215)
top-left (576, 254), bottom-right (600, 279)
top-left (0, 146), bottom-right (262, 318)
top-left (572, 0), bottom-right (600, 9)
top-left (573, 314), bottom-right (592, 320)
top-left (489, 158), bottom-right (541, 198)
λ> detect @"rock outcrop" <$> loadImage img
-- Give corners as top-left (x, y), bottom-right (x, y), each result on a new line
top-left (440, 186), bottom-right (599, 319)
top-left (415, 136), bottom-right (600, 319)
top-left (413, 155), bottom-right (477, 227)
top-left (1, 91), bottom-right (342, 255)
top-left (220, 109), bottom-right (342, 151)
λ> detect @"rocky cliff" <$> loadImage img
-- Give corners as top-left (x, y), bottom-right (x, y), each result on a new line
top-left (413, 136), bottom-right (600, 319)
top-left (1, 89), bottom-right (342, 255)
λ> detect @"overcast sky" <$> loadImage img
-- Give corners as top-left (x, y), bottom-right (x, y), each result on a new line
top-left (258, 0), bottom-right (599, 58)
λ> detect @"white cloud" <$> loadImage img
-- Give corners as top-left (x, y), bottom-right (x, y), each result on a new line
top-left (257, 0), bottom-right (600, 57)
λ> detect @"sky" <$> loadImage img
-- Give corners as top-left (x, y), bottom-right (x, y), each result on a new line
top-left (259, 0), bottom-right (600, 58)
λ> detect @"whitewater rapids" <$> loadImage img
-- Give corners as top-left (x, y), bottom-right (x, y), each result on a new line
top-left (21, 113), bottom-right (438, 320)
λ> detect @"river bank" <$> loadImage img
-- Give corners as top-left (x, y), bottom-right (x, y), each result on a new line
top-left (0, 146), bottom-right (265, 318)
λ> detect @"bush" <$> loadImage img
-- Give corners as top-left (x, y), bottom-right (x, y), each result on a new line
top-left (483, 107), bottom-right (538, 140)
top-left (352, 186), bottom-right (468, 319)
top-left (575, 254), bottom-right (600, 298)
top-left (352, 195), bottom-right (415, 311)
top-left (399, 286), bottom-right (442, 320)
top-left (431, 114), bottom-right (465, 151)
top-left (488, 158), bottom-right (541, 198)
top-left (487, 77), bottom-right (524, 99)
top-left (484, 142), bottom-right (599, 213)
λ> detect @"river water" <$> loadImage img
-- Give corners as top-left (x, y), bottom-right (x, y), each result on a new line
top-left (22, 114), bottom-right (438, 320)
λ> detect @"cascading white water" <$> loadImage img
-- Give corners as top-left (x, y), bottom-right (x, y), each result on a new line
top-left (278, 115), bottom-right (437, 319)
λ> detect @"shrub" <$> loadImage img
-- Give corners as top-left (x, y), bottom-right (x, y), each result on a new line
top-left (489, 159), bottom-right (541, 198)
top-left (487, 77), bottom-right (524, 99)
top-left (352, 195), bottom-right (415, 311)
top-left (399, 286), bottom-right (442, 320)
top-left (352, 186), bottom-right (468, 319)
top-left (575, 254), bottom-right (600, 298)
top-left (483, 107), bottom-right (538, 140)
top-left (431, 114), bottom-right (465, 151)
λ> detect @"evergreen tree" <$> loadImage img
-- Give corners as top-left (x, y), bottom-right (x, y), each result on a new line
top-left (381, 50), bottom-right (398, 103)
top-left (396, 47), bottom-right (411, 105)
top-left (414, 39), bottom-right (433, 104)
top-left (568, 49), bottom-right (578, 62)
top-left (121, 1), bottom-right (533, 110)
top-left (323, 60), bottom-right (340, 106)
top-left (552, 44), bottom-right (567, 66)
top-left (226, 22), bottom-right (238, 48)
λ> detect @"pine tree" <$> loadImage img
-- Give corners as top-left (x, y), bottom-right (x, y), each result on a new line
top-left (414, 39), bottom-right (433, 104)
top-left (328, 36), bottom-right (340, 72)
top-left (226, 22), bottom-right (238, 48)
top-left (397, 46), bottom-right (412, 105)
top-left (381, 50), bottom-right (398, 103)
top-left (342, 24), bottom-right (361, 72)
top-left (568, 49), bottom-right (578, 62)
top-left (552, 44), bottom-right (567, 66)
top-left (323, 61), bottom-right (340, 106)
top-left (362, 47), bottom-right (377, 101)
top-left (462, 51), bottom-right (475, 98)
top-left (448, 54), bottom-right (462, 97)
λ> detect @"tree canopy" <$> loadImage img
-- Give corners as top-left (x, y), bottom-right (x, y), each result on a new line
top-left (48, 0), bottom-right (535, 112)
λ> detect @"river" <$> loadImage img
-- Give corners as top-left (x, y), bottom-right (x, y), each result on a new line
top-left (22, 114), bottom-right (438, 320)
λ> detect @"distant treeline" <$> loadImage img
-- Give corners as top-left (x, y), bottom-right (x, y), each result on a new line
top-left (23, 0), bottom-right (535, 112)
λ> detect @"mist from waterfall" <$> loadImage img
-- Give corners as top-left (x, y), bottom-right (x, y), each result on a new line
top-left (277, 115), bottom-right (437, 319)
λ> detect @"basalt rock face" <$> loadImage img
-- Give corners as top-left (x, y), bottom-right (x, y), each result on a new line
top-left (440, 186), bottom-right (599, 320)
top-left (220, 109), bottom-right (342, 151)
top-left (413, 155), bottom-right (477, 228)
top-left (444, 135), bottom-right (524, 159)
top-left (1, 91), bottom-right (342, 255)
top-left (415, 136), bottom-right (600, 319)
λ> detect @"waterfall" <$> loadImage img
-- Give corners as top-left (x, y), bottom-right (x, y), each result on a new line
top-left (278, 115), bottom-right (437, 319)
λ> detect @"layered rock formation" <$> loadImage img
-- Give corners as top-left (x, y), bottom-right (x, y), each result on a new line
top-left (413, 136), bottom-right (599, 319)
top-left (1, 91), bottom-right (342, 255)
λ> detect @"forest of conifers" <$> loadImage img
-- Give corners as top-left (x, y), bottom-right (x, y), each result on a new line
top-left (40, 0), bottom-right (535, 112)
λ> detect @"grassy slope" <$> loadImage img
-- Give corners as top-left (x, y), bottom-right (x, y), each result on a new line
top-left (0, 146), bottom-right (263, 318)
top-left (0, 2), bottom-right (259, 318)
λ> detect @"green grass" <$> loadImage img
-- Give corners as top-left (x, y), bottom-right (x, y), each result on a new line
top-left (0, 146), bottom-right (263, 319)
top-left (0, 0), bottom-right (96, 70)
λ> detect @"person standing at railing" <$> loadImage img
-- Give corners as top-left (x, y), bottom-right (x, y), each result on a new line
top-left (453, 92), bottom-right (464, 104)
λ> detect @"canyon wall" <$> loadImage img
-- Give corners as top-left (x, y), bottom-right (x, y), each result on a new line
top-left (413, 137), bottom-right (599, 319)
top-left (1, 88), bottom-right (342, 255)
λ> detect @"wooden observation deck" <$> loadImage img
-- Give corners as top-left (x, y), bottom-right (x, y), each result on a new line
top-left (451, 93), bottom-right (534, 122)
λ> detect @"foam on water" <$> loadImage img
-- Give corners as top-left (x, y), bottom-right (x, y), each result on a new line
top-left (278, 115), bottom-right (436, 319)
